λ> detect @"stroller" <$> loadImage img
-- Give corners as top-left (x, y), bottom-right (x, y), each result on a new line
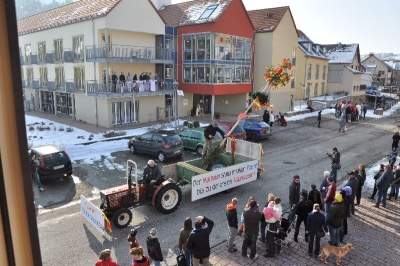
top-left (274, 212), bottom-right (293, 253)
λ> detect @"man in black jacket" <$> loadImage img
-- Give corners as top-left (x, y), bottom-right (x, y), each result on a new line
top-left (388, 164), bottom-right (400, 200)
top-left (226, 198), bottom-right (238, 252)
top-left (294, 191), bottom-right (313, 243)
top-left (142, 160), bottom-right (162, 199)
top-left (288, 175), bottom-right (301, 224)
top-left (368, 164), bottom-right (384, 200)
top-left (186, 216), bottom-right (214, 266)
top-left (146, 228), bottom-right (163, 265)
top-left (242, 200), bottom-right (261, 260)
top-left (328, 147), bottom-right (340, 183)
top-left (327, 194), bottom-right (347, 246)
top-left (202, 122), bottom-right (225, 157)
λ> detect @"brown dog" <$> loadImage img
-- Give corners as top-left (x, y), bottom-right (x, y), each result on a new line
top-left (318, 243), bottom-right (354, 265)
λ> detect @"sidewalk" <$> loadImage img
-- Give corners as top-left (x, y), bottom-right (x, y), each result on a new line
top-left (205, 189), bottom-right (399, 266)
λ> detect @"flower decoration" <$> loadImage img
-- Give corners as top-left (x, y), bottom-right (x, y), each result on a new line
top-left (264, 58), bottom-right (292, 88)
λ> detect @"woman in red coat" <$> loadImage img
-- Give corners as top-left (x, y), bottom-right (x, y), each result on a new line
top-left (95, 249), bottom-right (119, 266)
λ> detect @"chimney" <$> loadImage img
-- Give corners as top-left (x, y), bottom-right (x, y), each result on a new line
top-left (369, 52), bottom-right (374, 56)
top-left (266, 11), bottom-right (272, 18)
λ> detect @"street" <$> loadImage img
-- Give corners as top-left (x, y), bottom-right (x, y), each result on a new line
top-left (35, 110), bottom-right (399, 265)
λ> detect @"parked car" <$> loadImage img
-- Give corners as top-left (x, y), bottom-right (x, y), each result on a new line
top-left (239, 119), bottom-right (272, 141)
top-left (28, 144), bottom-right (73, 181)
top-left (128, 130), bottom-right (183, 162)
top-left (179, 128), bottom-right (223, 155)
top-left (366, 86), bottom-right (380, 95)
top-left (218, 121), bottom-right (247, 140)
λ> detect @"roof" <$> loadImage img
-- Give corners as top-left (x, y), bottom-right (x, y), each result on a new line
top-left (18, 0), bottom-right (122, 35)
top-left (158, 0), bottom-right (233, 27)
top-left (345, 67), bottom-right (363, 74)
top-left (297, 29), bottom-right (313, 43)
top-left (384, 61), bottom-right (400, 70)
top-left (321, 43), bottom-right (359, 64)
top-left (247, 6), bottom-right (290, 33)
top-left (298, 43), bottom-right (329, 60)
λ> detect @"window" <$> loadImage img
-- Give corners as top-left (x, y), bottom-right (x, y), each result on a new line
top-left (197, 66), bottom-right (205, 81)
top-left (38, 42), bottom-right (46, 63)
top-left (24, 44), bottom-right (31, 63)
top-left (307, 64), bottom-right (312, 80)
top-left (235, 68), bottom-right (242, 82)
top-left (101, 33), bottom-right (112, 54)
top-left (72, 36), bottom-right (84, 60)
top-left (292, 48), bottom-right (296, 66)
top-left (315, 64), bottom-right (320, 80)
top-left (54, 39), bottom-right (63, 62)
top-left (26, 68), bottom-right (33, 87)
top-left (199, 3), bottom-right (218, 19)
top-left (55, 68), bottom-right (65, 88)
top-left (322, 65), bottom-right (326, 80)
top-left (321, 82), bottom-right (325, 95)
top-left (184, 37), bottom-right (192, 60)
top-left (306, 82), bottom-right (310, 98)
top-left (314, 83), bottom-right (319, 96)
top-left (368, 61), bottom-right (375, 66)
top-left (74, 67), bottom-right (85, 91)
top-left (184, 66), bottom-right (191, 82)
top-left (39, 68), bottom-right (47, 87)
top-left (190, 132), bottom-right (202, 140)
top-left (197, 36), bottom-right (205, 59)
top-left (291, 70), bottom-right (295, 88)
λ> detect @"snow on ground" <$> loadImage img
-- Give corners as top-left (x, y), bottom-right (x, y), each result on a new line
top-left (25, 101), bottom-right (400, 188)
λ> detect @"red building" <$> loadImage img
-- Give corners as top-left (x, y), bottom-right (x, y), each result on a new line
top-left (158, 0), bottom-right (254, 118)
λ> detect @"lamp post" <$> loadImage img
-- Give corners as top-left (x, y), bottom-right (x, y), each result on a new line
top-left (173, 80), bottom-right (179, 131)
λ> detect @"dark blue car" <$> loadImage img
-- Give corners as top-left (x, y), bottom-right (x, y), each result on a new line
top-left (239, 119), bottom-right (272, 141)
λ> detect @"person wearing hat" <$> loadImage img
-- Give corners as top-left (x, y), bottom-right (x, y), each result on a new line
top-left (202, 121), bottom-right (225, 157)
top-left (96, 249), bottom-right (119, 266)
top-left (293, 190), bottom-right (313, 243)
top-left (326, 193), bottom-right (346, 247)
top-left (355, 164), bottom-right (366, 206)
top-left (344, 171), bottom-right (359, 215)
top-left (127, 228), bottom-right (140, 250)
top-left (186, 216), bottom-right (215, 266)
top-left (328, 148), bottom-right (340, 183)
top-left (146, 228), bottom-right (163, 266)
top-left (374, 164), bottom-right (394, 208)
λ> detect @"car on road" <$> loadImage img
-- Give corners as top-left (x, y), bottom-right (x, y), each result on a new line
top-left (28, 144), bottom-right (73, 180)
top-left (218, 121), bottom-right (247, 140)
top-left (239, 119), bottom-right (272, 141)
top-left (179, 128), bottom-right (223, 155)
top-left (366, 86), bottom-right (380, 95)
top-left (128, 130), bottom-right (183, 162)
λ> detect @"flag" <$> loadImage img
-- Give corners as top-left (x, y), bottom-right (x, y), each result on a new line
top-left (104, 213), bottom-right (112, 233)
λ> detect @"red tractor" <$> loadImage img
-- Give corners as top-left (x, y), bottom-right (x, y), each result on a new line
top-left (99, 160), bottom-right (182, 228)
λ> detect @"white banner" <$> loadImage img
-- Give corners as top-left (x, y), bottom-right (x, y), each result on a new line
top-left (80, 195), bottom-right (105, 235)
top-left (191, 160), bottom-right (258, 201)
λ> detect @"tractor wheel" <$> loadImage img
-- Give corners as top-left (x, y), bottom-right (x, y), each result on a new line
top-left (196, 145), bottom-right (203, 155)
top-left (129, 145), bottom-right (136, 154)
top-left (112, 208), bottom-right (132, 229)
top-left (157, 152), bottom-right (166, 162)
top-left (155, 183), bottom-right (182, 214)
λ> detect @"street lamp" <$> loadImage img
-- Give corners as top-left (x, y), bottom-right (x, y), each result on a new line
top-left (173, 80), bottom-right (179, 131)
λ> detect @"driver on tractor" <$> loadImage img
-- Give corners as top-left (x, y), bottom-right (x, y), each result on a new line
top-left (142, 160), bottom-right (162, 200)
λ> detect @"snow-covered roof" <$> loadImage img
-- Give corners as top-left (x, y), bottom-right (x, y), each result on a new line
top-left (345, 66), bottom-right (363, 74)
top-left (383, 60), bottom-right (400, 70)
top-left (321, 43), bottom-right (359, 64)
top-left (247, 6), bottom-right (291, 33)
top-left (158, 0), bottom-right (232, 27)
top-left (297, 29), bottom-right (313, 43)
top-left (18, 0), bottom-right (122, 35)
top-left (298, 43), bottom-right (329, 60)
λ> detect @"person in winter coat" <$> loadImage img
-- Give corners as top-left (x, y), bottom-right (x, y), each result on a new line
top-left (263, 110), bottom-right (270, 124)
top-left (344, 171), bottom-right (359, 215)
top-left (323, 176), bottom-right (336, 218)
top-left (306, 204), bottom-right (328, 257)
top-left (392, 132), bottom-right (400, 151)
top-left (146, 228), bottom-right (163, 266)
top-left (127, 228), bottom-right (140, 250)
top-left (328, 147), bottom-right (340, 183)
top-left (96, 249), bottom-right (119, 266)
top-left (339, 187), bottom-right (351, 243)
top-left (265, 198), bottom-right (282, 258)
top-left (202, 122), bottom-right (225, 157)
top-left (142, 160), bottom-right (162, 199)
top-left (130, 247), bottom-right (150, 266)
top-left (317, 110), bottom-right (322, 128)
top-left (226, 198), bottom-right (238, 252)
top-left (319, 171), bottom-right (330, 209)
top-left (369, 164), bottom-right (385, 200)
top-left (30, 153), bottom-right (45, 192)
top-left (186, 216), bottom-right (214, 266)
top-left (326, 194), bottom-right (347, 247)
top-left (388, 164), bottom-right (400, 201)
top-left (269, 111), bottom-right (275, 127)
top-left (288, 175), bottom-right (301, 224)
top-left (389, 150), bottom-right (397, 169)
top-left (308, 184), bottom-right (322, 210)
top-left (374, 165), bottom-right (394, 208)
top-left (179, 217), bottom-right (193, 266)
top-left (355, 164), bottom-right (366, 205)
top-left (241, 200), bottom-right (262, 260)
top-left (294, 191), bottom-right (313, 243)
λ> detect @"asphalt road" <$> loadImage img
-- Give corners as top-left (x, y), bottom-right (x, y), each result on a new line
top-left (35, 110), bottom-right (399, 265)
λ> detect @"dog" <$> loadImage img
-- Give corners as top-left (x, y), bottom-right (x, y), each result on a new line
top-left (318, 243), bottom-right (354, 265)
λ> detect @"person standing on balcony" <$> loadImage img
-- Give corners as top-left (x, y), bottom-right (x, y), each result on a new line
top-left (119, 72), bottom-right (126, 93)
top-left (126, 72), bottom-right (132, 92)
top-left (111, 72), bottom-right (118, 93)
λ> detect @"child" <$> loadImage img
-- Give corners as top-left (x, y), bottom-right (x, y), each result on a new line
top-left (264, 201), bottom-right (281, 223)
top-left (127, 228), bottom-right (140, 250)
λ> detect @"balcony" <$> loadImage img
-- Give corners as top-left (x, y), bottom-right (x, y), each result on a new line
top-left (46, 52), bottom-right (54, 63)
top-left (24, 53), bottom-right (38, 65)
top-left (86, 79), bottom-right (175, 98)
top-left (85, 44), bottom-right (175, 64)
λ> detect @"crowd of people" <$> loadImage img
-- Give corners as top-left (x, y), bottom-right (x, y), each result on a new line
top-left (333, 100), bottom-right (368, 132)
top-left (103, 71), bottom-right (161, 93)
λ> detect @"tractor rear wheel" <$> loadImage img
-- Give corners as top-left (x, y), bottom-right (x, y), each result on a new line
top-left (155, 183), bottom-right (182, 214)
top-left (112, 208), bottom-right (132, 229)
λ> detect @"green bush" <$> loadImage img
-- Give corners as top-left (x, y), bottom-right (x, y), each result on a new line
top-left (214, 113), bottom-right (221, 119)
top-left (183, 121), bottom-right (189, 126)
top-left (188, 123), bottom-right (194, 128)
top-left (193, 121), bottom-right (200, 128)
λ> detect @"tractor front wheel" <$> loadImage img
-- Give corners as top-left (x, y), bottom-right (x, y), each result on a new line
top-left (112, 208), bottom-right (132, 229)
top-left (155, 183), bottom-right (182, 214)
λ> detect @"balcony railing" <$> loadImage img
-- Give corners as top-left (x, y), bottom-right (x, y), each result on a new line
top-left (46, 52), bottom-right (54, 63)
top-left (85, 44), bottom-right (175, 63)
top-left (86, 79), bottom-right (175, 97)
top-left (64, 49), bottom-right (74, 63)
top-left (32, 79), bottom-right (39, 89)
top-left (24, 53), bottom-right (38, 65)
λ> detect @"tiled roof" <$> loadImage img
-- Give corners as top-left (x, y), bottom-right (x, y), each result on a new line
top-left (322, 43), bottom-right (359, 64)
top-left (158, 0), bottom-right (233, 27)
top-left (247, 6), bottom-right (290, 33)
top-left (17, 0), bottom-right (121, 35)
